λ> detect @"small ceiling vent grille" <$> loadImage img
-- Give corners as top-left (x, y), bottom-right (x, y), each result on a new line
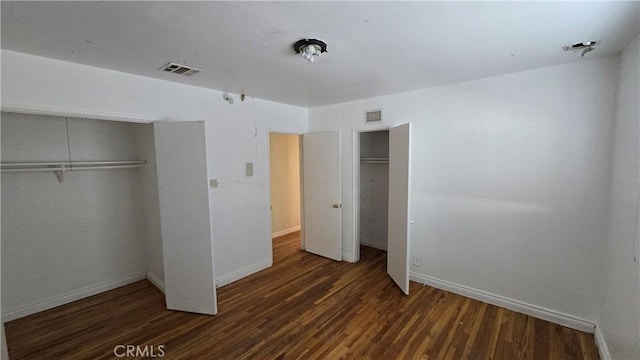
top-left (364, 109), bottom-right (383, 124)
top-left (160, 62), bottom-right (202, 76)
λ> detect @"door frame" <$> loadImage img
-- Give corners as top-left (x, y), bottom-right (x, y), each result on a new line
top-left (266, 130), bottom-right (305, 265)
top-left (352, 126), bottom-right (391, 263)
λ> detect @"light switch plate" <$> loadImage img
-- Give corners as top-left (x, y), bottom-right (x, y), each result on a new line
top-left (210, 179), bottom-right (219, 188)
top-left (246, 163), bottom-right (253, 177)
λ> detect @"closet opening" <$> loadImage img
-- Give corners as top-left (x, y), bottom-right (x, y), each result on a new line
top-left (355, 129), bottom-right (390, 262)
top-left (268, 132), bottom-right (303, 262)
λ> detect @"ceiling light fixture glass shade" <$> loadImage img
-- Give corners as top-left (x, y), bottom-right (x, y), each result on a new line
top-left (293, 38), bottom-right (327, 63)
top-left (301, 44), bottom-right (320, 62)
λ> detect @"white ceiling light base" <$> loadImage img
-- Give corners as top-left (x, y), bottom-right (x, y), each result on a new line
top-left (562, 41), bottom-right (600, 57)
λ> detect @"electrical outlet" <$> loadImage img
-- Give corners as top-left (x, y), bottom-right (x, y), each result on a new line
top-left (412, 256), bottom-right (421, 267)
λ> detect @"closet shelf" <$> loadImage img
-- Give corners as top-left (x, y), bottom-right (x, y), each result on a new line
top-left (1, 160), bottom-right (147, 182)
top-left (360, 157), bottom-right (389, 164)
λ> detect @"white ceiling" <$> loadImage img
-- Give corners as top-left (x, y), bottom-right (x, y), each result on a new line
top-left (2, 1), bottom-right (638, 108)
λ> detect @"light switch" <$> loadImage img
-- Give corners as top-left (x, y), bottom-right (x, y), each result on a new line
top-left (246, 163), bottom-right (253, 177)
top-left (210, 179), bottom-right (219, 188)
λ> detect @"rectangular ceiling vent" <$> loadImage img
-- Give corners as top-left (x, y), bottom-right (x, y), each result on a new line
top-left (364, 109), bottom-right (383, 124)
top-left (160, 62), bottom-right (202, 76)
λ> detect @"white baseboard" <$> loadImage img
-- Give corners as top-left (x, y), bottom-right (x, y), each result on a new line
top-left (409, 272), bottom-right (595, 333)
top-left (146, 271), bottom-right (165, 293)
top-left (342, 252), bottom-right (355, 263)
top-left (2, 272), bottom-right (147, 322)
top-left (216, 259), bottom-right (272, 288)
top-left (361, 241), bottom-right (387, 251)
top-left (272, 225), bottom-right (301, 238)
top-left (594, 324), bottom-right (612, 360)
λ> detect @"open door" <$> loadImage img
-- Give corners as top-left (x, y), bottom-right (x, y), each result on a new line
top-left (302, 132), bottom-right (342, 261)
top-left (154, 121), bottom-right (217, 315)
top-left (388, 123), bottom-right (412, 295)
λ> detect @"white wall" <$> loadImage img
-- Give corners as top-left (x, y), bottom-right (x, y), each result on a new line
top-left (309, 56), bottom-right (619, 327)
top-left (1, 112), bottom-right (150, 320)
top-left (269, 133), bottom-right (301, 236)
top-left (202, 100), bottom-right (306, 286)
top-left (598, 35), bottom-right (640, 360)
top-left (1, 50), bottom-right (309, 289)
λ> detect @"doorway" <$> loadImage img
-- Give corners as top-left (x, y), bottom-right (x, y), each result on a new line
top-left (268, 133), bottom-right (302, 261)
top-left (353, 124), bottom-right (412, 294)
top-left (358, 130), bottom-right (390, 255)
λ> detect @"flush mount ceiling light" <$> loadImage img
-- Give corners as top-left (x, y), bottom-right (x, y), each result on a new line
top-left (293, 38), bottom-right (327, 63)
top-left (562, 40), bottom-right (600, 57)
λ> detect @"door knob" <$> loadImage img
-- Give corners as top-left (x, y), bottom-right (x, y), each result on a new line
top-left (332, 203), bottom-right (341, 208)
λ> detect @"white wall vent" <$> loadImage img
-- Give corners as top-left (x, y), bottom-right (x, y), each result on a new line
top-left (364, 109), bottom-right (383, 124)
top-left (160, 62), bottom-right (202, 76)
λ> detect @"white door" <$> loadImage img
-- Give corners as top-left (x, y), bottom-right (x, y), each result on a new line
top-left (303, 132), bottom-right (342, 261)
top-left (154, 121), bottom-right (217, 315)
top-left (388, 123), bottom-right (412, 294)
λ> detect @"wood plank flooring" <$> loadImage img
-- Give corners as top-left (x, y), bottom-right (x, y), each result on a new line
top-left (5, 232), bottom-right (599, 359)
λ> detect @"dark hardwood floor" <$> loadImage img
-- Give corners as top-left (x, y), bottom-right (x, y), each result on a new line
top-left (5, 231), bottom-right (599, 359)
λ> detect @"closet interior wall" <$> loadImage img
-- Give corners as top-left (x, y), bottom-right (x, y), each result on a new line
top-left (0, 112), bottom-right (159, 321)
top-left (359, 130), bottom-right (390, 251)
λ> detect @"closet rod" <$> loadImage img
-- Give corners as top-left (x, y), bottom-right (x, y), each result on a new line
top-left (1, 160), bottom-right (146, 169)
top-left (360, 157), bottom-right (389, 164)
top-left (1, 160), bottom-right (147, 182)
top-left (1, 161), bottom-right (69, 167)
